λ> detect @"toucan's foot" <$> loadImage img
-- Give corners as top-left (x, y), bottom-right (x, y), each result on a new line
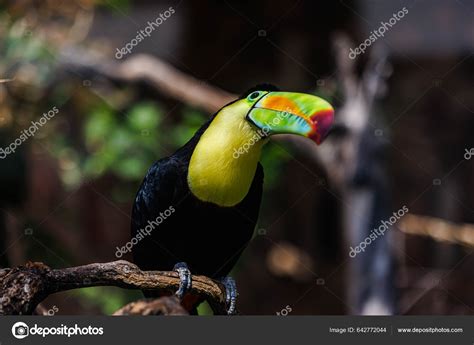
top-left (220, 276), bottom-right (238, 315)
top-left (173, 262), bottom-right (192, 299)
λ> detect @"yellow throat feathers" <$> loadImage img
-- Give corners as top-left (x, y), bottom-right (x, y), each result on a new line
top-left (187, 100), bottom-right (266, 207)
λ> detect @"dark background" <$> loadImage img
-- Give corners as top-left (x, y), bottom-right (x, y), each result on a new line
top-left (1, 0), bottom-right (473, 315)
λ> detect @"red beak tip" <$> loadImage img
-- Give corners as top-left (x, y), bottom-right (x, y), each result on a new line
top-left (310, 109), bottom-right (334, 144)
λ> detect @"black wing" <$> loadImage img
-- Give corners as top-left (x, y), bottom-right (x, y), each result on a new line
top-left (131, 157), bottom-right (181, 242)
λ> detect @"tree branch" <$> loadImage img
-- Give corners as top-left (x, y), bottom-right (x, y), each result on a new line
top-left (113, 296), bottom-right (188, 315)
top-left (114, 55), bottom-right (236, 113)
top-left (399, 214), bottom-right (474, 248)
top-left (59, 49), bottom-right (236, 114)
top-left (0, 260), bottom-right (227, 315)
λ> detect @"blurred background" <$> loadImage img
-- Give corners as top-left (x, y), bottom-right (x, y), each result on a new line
top-left (1, 0), bottom-right (473, 315)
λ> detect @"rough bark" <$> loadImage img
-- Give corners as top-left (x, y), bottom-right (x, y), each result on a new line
top-left (0, 260), bottom-right (227, 315)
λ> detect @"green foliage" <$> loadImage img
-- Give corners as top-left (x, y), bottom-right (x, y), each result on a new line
top-left (74, 287), bottom-right (142, 315)
top-left (83, 102), bottom-right (164, 181)
top-left (260, 142), bottom-right (290, 189)
top-left (78, 101), bottom-right (288, 191)
top-left (98, 0), bottom-right (131, 14)
top-left (1, 17), bottom-right (56, 89)
top-left (197, 301), bottom-right (214, 315)
top-left (168, 108), bottom-right (208, 148)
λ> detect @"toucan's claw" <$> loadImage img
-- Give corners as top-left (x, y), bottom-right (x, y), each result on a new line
top-left (221, 276), bottom-right (238, 315)
top-left (173, 262), bottom-right (192, 299)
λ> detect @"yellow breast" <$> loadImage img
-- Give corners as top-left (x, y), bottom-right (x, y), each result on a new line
top-left (187, 100), bottom-right (266, 207)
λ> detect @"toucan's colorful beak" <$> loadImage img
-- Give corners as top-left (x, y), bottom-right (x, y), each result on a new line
top-left (246, 92), bottom-right (334, 145)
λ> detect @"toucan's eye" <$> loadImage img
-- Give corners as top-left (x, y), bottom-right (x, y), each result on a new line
top-left (247, 91), bottom-right (261, 101)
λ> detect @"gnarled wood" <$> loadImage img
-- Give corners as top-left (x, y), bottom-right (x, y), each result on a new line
top-left (0, 260), bottom-right (227, 315)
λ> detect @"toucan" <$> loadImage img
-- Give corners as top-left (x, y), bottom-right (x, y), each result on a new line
top-left (131, 84), bottom-right (334, 314)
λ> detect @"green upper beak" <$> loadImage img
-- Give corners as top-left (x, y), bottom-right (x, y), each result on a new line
top-left (246, 92), bottom-right (334, 144)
